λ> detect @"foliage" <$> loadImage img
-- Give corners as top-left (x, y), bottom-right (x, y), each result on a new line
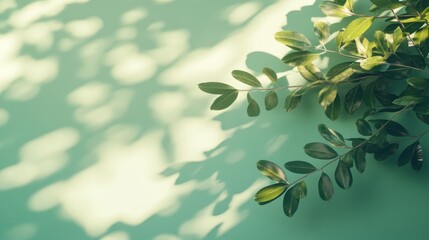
top-left (199, 0), bottom-right (429, 217)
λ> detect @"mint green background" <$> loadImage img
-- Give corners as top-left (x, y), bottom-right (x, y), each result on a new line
top-left (1, 0), bottom-right (429, 239)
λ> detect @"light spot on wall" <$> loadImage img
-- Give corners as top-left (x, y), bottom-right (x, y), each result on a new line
top-left (65, 17), bottom-right (103, 39)
top-left (67, 82), bottom-right (111, 107)
top-left (100, 231), bottom-right (129, 240)
top-left (0, 0), bottom-right (16, 14)
top-left (22, 21), bottom-right (63, 50)
top-left (111, 54), bottom-right (157, 85)
top-left (225, 2), bottom-right (261, 26)
top-left (116, 27), bottom-right (137, 40)
top-left (121, 8), bottom-right (147, 25)
top-left (1, 223), bottom-right (38, 240)
top-left (148, 30), bottom-right (190, 65)
top-left (0, 109), bottom-right (9, 126)
top-left (148, 91), bottom-right (187, 123)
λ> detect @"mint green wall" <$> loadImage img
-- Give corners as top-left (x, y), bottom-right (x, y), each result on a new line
top-left (0, 0), bottom-right (428, 240)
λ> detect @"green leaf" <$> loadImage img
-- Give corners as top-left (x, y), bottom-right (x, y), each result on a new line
top-left (324, 95), bottom-right (341, 120)
top-left (413, 102), bottom-right (429, 115)
top-left (247, 93), bottom-right (260, 117)
top-left (264, 91), bottom-right (278, 111)
top-left (369, 119), bottom-right (409, 136)
top-left (337, 30), bottom-right (344, 49)
top-left (392, 95), bottom-right (429, 106)
top-left (341, 150), bottom-right (354, 167)
top-left (297, 64), bottom-right (325, 82)
top-left (292, 181), bottom-right (307, 199)
top-left (360, 56), bottom-right (386, 70)
top-left (304, 142), bottom-right (338, 159)
top-left (398, 141), bottom-right (418, 167)
top-left (262, 67), bottom-right (278, 82)
top-left (275, 31), bottom-right (313, 51)
top-left (282, 51), bottom-right (320, 66)
top-left (283, 187), bottom-right (300, 217)
top-left (257, 160), bottom-right (288, 183)
top-left (363, 81), bottom-right (377, 108)
top-left (255, 183), bottom-right (288, 204)
top-left (374, 143), bottom-right (399, 161)
top-left (356, 119), bottom-right (372, 136)
top-left (413, 26), bottom-right (429, 45)
top-left (284, 161), bottom-right (317, 174)
top-left (374, 31), bottom-right (390, 57)
top-left (354, 148), bottom-right (366, 173)
top-left (391, 26), bottom-right (403, 52)
top-left (318, 172), bottom-right (334, 201)
top-left (407, 77), bottom-right (429, 90)
top-left (416, 113), bottom-right (429, 125)
top-left (198, 82), bottom-right (236, 94)
top-left (284, 93), bottom-right (302, 112)
top-left (345, 84), bottom-right (363, 114)
top-left (314, 21), bottom-right (330, 43)
top-left (320, 1), bottom-right (353, 18)
top-left (210, 91), bottom-right (239, 110)
top-left (335, 160), bottom-right (353, 190)
top-left (318, 124), bottom-right (346, 147)
top-left (327, 62), bottom-right (355, 83)
top-left (231, 70), bottom-right (262, 87)
top-left (342, 17), bottom-right (374, 42)
top-left (411, 142), bottom-right (423, 171)
top-left (319, 85), bottom-right (338, 108)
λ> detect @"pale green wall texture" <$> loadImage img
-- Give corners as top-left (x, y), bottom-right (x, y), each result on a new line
top-left (0, 0), bottom-right (429, 239)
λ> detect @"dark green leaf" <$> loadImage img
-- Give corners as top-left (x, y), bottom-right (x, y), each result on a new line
top-left (264, 91), bottom-right (278, 111)
top-left (407, 77), bottom-right (429, 90)
top-left (282, 51), bottom-right (320, 66)
top-left (393, 95), bottom-right (429, 106)
top-left (398, 142), bottom-right (418, 167)
top-left (292, 181), bottom-right (307, 199)
top-left (318, 124), bottom-right (347, 147)
top-left (356, 118), bottom-right (372, 136)
top-left (257, 160), bottom-right (288, 183)
top-left (304, 142), bottom-right (338, 159)
top-left (198, 82), bottom-right (236, 94)
top-left (275, 31), bottom-right (312, 51)
top-left (335, 160), bottom-right (353, 189)
top-left (374, 143), bottom-right (399, 161)
top-left (318, 172), bottom-right (334, 201)
top-left (283, 187), bottom-right (300, 217)
top-left (314, 21), bottom-right (330, 43)
top-left (341, 150), bottom-right (354, 167)
top-left (247, 93), bottom-right (260, 117)
top-left (324, 94), bottom-right (341, 120)
top-left (284, 93), bottom-right (302, 112)
top-left (375, 90), bottom-right (398, 106)
top-left (363, 81), bottom-right (377, 108)
top-left (413, 102), bottom-right (429, 115)
top-left (255, 183), bottom-right (288, 204)
top-left (342, 17), bottom-right (374, 42)
top-left (231, 70), bottom-right (262, 87)
top-left (284, 161), bottom-right (317, 174)
top-left (210, 91), bottom-right (239, 110)
top-left (411, 142), bottom-right (423, 171)
top-left (348, 137), bottom-right (366, 148)
top-left (416, 113), bottom-right (429, 125)
top-left (345, 84), bottom-right (363, 114)
top-left (369, 119), bottom-right (409, 136)
top-left (320, 1), bottom-right (353, 18)
top-left (297, 64), bottom-right (325, 82)
top-left (355, 148), bottom-right (366, 173)
top-left (263, 67), bottom-right (278, 82)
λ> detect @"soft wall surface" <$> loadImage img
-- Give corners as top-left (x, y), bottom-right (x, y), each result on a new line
top-left (0, 0), bottom-right (428, 239)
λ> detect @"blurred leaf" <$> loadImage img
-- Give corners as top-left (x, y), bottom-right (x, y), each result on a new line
top-left (345, 84), bottom-right (363, 114)
top-left (284, 93), bottom-right (302, 112)
top-left (263, 67), bottom-right (278, 82)
top-left (356, 118), bottom-right (372, 136)
top-left (292, 181), bottom-right (307, 199)
top-left (374, 31), bottom-right (390, 57)
top-left (363, 81), bottom-right (377, 108)
top-left (255, 183), bottom-right (288, 204)
top-left (265, 91), bottom-right (278, 111)
top-left (318, 172), bottom-right (334, 201)
top-left (360, 56), bottom-right (386, 70)
top-left (355, 148), bottom-right (366, 173)
top-left (210, 91), bottom-right (239, 110)
top-left (327, 62), bottom-right (355, 83)
top-left (398, 141), bottom-right (418, 167)
top-left (335, 160), bottom-right (353, 189)
top-left (341, 150), bottom-right (354, 167)
top-left (198, 82), bottom-right (236, 94)
top-left (232, 70), bottom-right (262, 87)
top-left (324, 95), bottom-right (341, 120)
top-left (304, 142), bottom-right (338, 159)
top-left (247, 93), bottom-right (260, 117)
top-left (320, 1), bottom-right (353, 18)
top-left (298, 64), bottom-right (325, 82)
top-left (283, 187), bottom-right (300, 217)
top-left (413, 102), bottom-right (429, 115)
top-left (314, 21), bottom-right (330, 43)
top-left (284, 161), bottom-right (317, 174)
top-left (374, 143), bottom-right (399, 161)
top-left (407, 77), bottom-right (429, 90)
top-left (318, 124), bottom-right (347, 147)
top-left (282, 51), bottom-right (320, 66)
top-left (257, 160), bottom-right (288, 183)
top-left (275, 31), bottom-right (313, 51)
top-left (412, 142), bottom-right (423, 171)
top-left (392, 95), bottom-right (429, 106)
top-left (342, 17), bottom-right (374, 42)
top-left (369, 119), bottom-right (409, 136)
top-left (319, 85), bottom-right (338, 108)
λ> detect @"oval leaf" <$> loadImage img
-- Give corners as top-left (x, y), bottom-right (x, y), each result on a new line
top-left (319, 85), bottom-right (338, 108)
top-left (275, 31), bottom-right (312, 51)
top-left (284, 93), bottom-right (302, 112)
top-left (393, 95), bottom-right (429, 106)
top-left (292, 181), bottom-right (307, 199)
top-left (198, 82), bottom-right (236, 94)
top-left (304, 142), bottom-right (338, 159)
top-left (298, 63), bottom-right (325, 82)
top-left (318, 172), bottom-right (334, 201)
top-left (318, 124), bottom-right (346, 147)
top-left (247, 93), bottom-right (260, 117)
top-left (342, 17), bottom-right (374, 42)
top-left (284, 161), bottom-right (317, 174)
top-left (257, 160), bottom-right (288, 183)
top-left (324, 94), bottom-right (341, 121)
top-left (356, 119), bottom-right (372, 136)
top-left (265, 91), bottom-right (278, 111)
top-left (354, 148), bottom-right (366, 173)
top-left (335, 160), bottom-right (353, 189)
top-left (263, 67), bottom-right (278, 82)
top-left (320, 1), bottom-right (353, 18)
top-left (360, 56), bottom-right (386, 70)
top-left (369, 119), bottom-right (409, 136)
top-left (398, 142), bottom-right (417, 167)
top-left (314, 21), bottom-right (330, 43)
top-left (283, 188), bottom-right (300, 217)
top-left (411, 142), bottom-right (423, 171)
top-left (345, 84), bottom-right (363, 114)
top-left (255, 183), bottom-right (288, 204)
top-left (210, 91), bottom-right (239, 110)
top-left (407, 77), bottom-right (429, 90)
top-left (282, 51), bottom-right (319, 66)
top-left (232, 70), bottom-right (262, 87)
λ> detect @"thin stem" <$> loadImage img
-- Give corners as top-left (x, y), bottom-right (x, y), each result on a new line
top-left (388, 63), bottom-right (429, 74)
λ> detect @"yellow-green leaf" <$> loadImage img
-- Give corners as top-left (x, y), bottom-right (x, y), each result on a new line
top-left (255, 183), bottom-right (288, 204)
top-left (342, 17), bottom-right (374, 42)
top-left (275, 31), bottom-right (312, 51)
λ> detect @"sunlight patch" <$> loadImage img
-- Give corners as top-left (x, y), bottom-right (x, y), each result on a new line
top-left (65, 17), bottom-right (103, 39)
top-left (225, 2), bottom-right (261, 26)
